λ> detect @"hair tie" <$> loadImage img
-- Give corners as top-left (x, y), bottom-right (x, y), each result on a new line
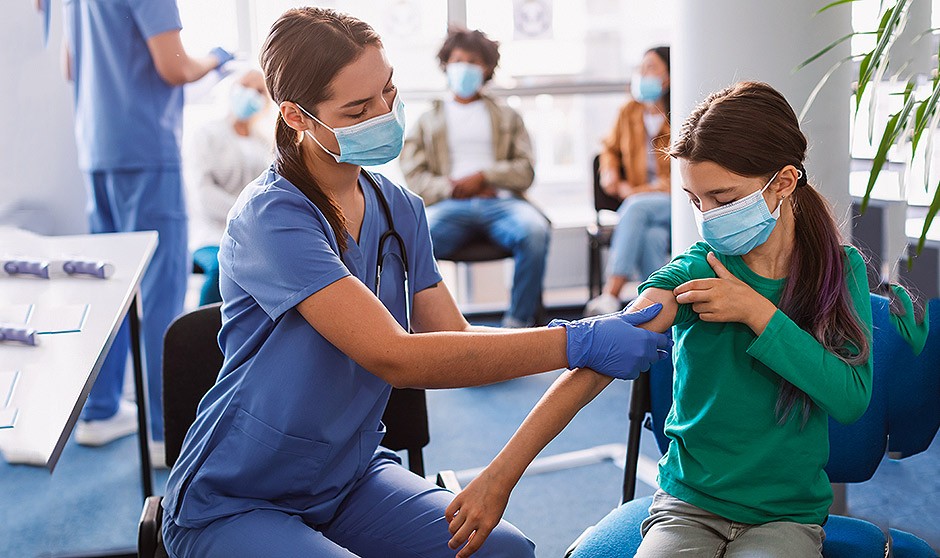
top-left (796, 165), bottom-right (808, 187)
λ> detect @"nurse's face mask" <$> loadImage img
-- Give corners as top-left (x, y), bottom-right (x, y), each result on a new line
top-left (296, 94), bottom-right (406, 166)
top-left (692, 171), bottom-right (788, 256)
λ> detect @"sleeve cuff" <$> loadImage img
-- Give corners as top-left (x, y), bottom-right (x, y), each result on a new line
top-left (267, 268), bottom-right (352, 321)
top-left (746, 309), bottom-right (790, 360)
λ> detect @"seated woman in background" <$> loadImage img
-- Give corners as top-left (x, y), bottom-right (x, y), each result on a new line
top-left (586, 46), bottom-right (672, 316)
top-left (445, 81), bottom-right (875, 558)
top-left (189, 68), bottom-right (273, 305)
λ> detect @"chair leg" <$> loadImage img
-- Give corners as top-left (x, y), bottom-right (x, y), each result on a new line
top-left (622, 374), bottom-right (651, 504)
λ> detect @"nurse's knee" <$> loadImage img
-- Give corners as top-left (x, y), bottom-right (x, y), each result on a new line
top-left (475, 520), bottom-right (536, 558)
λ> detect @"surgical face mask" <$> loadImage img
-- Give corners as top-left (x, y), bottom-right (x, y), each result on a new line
top-left (297, 94), bottom-right (406, 166)
top-left (631, 74), bottom-right (663, 103)
top-left (692, 172), bottom-right (783, 256)
top-left (231, 85), bottom-right (264, 121)
top-left (446, 62), bottom-right (485, 99)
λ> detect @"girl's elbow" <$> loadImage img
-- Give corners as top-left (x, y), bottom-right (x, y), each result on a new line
top-left (833, 390), bottom-right (872, 425)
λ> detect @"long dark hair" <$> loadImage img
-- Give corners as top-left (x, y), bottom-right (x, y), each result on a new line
top-left (260, 7), bottom-right (382, 252)
top-left (648, 46), bottom-right (670, 120)
top-left (669, 81), bottom-right (870, 425)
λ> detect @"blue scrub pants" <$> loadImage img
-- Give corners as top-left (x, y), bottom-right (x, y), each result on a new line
top-left (426, 197), bottom-right (549, 325)
top-left (163, 455), bottom-right (536, 558)
top-left (607, 192), bottom-right (671, 282)
top-left (80, 169), bottom-right (188, 442)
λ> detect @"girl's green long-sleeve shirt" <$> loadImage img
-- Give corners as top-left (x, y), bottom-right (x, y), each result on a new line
top-left (638, 242), bottom-right (873, 525)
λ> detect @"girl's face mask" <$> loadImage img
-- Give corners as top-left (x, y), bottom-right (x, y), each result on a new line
top-left (692, 171), bottom-right (785, 256)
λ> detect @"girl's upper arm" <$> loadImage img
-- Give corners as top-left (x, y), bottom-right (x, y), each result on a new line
top-left (630, 287), bottom-right (679, 333)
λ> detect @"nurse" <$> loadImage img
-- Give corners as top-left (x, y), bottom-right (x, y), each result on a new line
top-left (63, 0), bottom-right (233, 454)
top-left (161, 8), bottom-right (670, 558)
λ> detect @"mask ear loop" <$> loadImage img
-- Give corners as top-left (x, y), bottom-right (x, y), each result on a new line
top-left (294, 102), bottom-right (343, 162)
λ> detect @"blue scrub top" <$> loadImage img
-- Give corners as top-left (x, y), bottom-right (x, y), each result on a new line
top-left (164, 168), bottom-right (442, 529)
top-left (63, 0), bottom-right (184, 171)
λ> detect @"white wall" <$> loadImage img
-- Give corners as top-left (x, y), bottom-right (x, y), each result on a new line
top-left (1, 2), bottom-right (86, 235)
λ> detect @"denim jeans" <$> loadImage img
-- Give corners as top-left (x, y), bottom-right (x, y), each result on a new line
top-left (607, 192), bottom-right (671, 282)
top-left (425, 197), bottom-right (550, 325)
top-left (637, 490), bottom-right (825, 558)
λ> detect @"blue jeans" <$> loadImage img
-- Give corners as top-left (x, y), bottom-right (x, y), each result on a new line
top-left (607, 192), bottom-right (671, 282)
top-left (163, 455), bottom-right (535, 558)
top-left (426, 198), bottom-right (550, 325)
top-left (193, 246), bottom-right (222, 306)
top-left (80, 169), bottom-right (188, 441)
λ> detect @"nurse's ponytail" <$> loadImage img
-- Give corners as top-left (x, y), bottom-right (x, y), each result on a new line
top-left (260, 7), bottom-right (382, 252)
top-left (670, 81), bottom-right (870, 426)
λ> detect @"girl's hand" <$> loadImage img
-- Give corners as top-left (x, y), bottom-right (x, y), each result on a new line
top-left (673, 252), bottom-right (777, 334)
top-left (444, 470), bottom-right (513, 558)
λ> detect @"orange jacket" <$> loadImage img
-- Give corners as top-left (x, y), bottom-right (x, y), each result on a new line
top-left (599, 99), bottom-right (671, 196)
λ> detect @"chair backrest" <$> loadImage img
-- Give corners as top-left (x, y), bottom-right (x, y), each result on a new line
top-left (161, 304), bottom-right (430, 473)
top-left (622, 294), bottom-right (923, 499)
top-left (592, 154), bottom-right (621, 222)
top-left (887, 297), bottom-right (940, 457)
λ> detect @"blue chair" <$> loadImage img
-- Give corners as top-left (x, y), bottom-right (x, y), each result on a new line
top-left (887, 298), bottom-right (939, 457)
top-left (568, 294), bottom-right (938, 558)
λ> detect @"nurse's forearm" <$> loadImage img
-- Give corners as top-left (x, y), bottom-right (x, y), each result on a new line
top-left (389, 327), bottom-right (569, 389)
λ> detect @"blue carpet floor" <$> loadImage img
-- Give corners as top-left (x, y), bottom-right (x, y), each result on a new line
top-left (1, 314), bottom-right (937, 556)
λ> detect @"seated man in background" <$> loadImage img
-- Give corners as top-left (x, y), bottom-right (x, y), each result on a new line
top-left (401, 26), bottom-right (549, 328)
top-left (187, 68), bottom-right (272, 305)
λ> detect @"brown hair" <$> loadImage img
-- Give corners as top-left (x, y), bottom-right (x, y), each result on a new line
top-left (260, 7), bottom-right (382, 252)
top-left (436, 26), bottom-right (500, 81)
top-left (670, 81), bottom-right (870, 425)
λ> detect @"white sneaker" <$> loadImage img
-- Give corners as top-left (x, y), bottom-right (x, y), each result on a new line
top-left (584, 293), bottom-right (624, 317)
top-left (150, 440), bottom-right (169, 469)
top-left (75, 400), bottom-right (138, 447)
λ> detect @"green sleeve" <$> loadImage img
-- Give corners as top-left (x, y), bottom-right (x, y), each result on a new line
top-left (638, 242), bottom-right (716, 325)
top-left (887, 284), bottom-right (929, 355)
top-left (745, 247), bottom-right (873, 425)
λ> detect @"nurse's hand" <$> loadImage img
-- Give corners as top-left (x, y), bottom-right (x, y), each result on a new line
top-left (445, 469), bottom-right (512, 558)
top-left (548, 304), bottom-right (671, 380)
top-left (673, 252), bottom-right (777, 335)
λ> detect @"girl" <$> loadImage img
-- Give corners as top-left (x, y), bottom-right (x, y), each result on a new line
top-left (446, 81), bottom-right (873, 558)
top-left (160, 8), bottom-right (669, 558)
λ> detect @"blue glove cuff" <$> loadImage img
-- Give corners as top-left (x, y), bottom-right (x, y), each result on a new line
top-left (548, 318), bottom-right (591, 369)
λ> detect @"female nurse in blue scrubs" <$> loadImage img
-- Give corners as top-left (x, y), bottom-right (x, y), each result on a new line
top-left (161, 8), bottom-right (670, 558)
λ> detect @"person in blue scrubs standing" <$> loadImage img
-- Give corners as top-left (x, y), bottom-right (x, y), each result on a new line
top-left (62, 0), bottom-right (233, 455)
top-left (161, 8), bottom-right (670, 558)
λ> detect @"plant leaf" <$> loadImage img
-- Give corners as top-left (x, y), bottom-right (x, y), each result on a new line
top-left (799, 55), bottom-right (861, 121)
top-left (862, 111), bottom-right (902, 214)
top-left (915, 178), bottom-right (940, 256)
top-left (796, 32), bottom-right (867, 71)
top-left (817, 0), bottom-right (862, 15)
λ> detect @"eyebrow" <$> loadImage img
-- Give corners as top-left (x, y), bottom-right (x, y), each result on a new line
top-left (339, 68), bottom-right (395, 109)
top-left (682, 186), bottom-right (736, 196)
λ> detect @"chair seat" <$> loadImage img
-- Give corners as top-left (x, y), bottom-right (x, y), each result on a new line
top-left (567, 496), bottom-right (934, 558)
top-left (439, 239), bottom-right (512, 263)
top-left (586, 223), bottom-right (615, 247)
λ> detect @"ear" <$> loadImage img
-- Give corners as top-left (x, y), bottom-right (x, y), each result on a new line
top-left (772, 164), bottom-right (800, 199)
top-left (279, 101), bottom-right (312, 133)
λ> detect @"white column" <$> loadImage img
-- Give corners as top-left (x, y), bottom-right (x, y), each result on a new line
top-left (670, 1), bottom-right (853, 253)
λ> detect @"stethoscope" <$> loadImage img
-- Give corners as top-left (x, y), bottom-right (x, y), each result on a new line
top-left (360, 170), bottom-right (411, 333)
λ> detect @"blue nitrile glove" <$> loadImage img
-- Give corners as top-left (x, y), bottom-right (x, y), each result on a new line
top-left (548, 303), bottom-right (671, 380)
top-left (210, 47), bottom-right (235, 70)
